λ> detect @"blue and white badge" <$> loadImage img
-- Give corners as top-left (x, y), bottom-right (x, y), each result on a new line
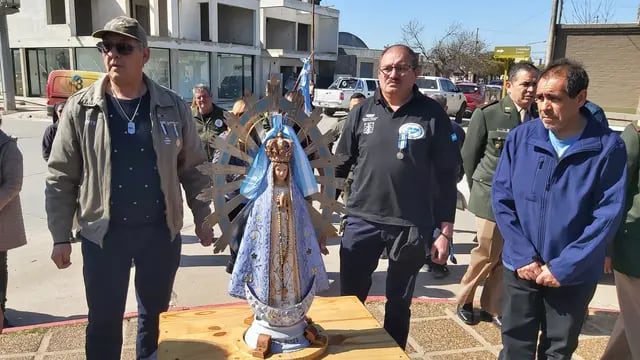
top-left (215, 119), bottom-right (224, 128)
top-left (399, 123), bottom-right (426, 140)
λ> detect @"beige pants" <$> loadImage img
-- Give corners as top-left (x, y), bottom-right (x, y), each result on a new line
top-left (456, 217), bottom-right (503, 315)
top-left (601, 271), bottom-right (640, 360)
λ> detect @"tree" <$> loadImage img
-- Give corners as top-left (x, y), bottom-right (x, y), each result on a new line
top-left (401, 20), bottom-right (503, 78)
top-left (563, 0), bottom-right (615, 24)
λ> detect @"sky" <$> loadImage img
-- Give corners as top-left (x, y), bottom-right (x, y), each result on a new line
top-left (327, 0), bottom-right (639, 63)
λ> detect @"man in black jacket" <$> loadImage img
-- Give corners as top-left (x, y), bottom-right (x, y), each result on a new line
top-left (335, 44), bottom-right (460, 349)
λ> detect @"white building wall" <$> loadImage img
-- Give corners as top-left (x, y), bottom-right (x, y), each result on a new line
top-left (179, 1), bottom-right (201, 41)
top-left (92, 0), bottom-right (128, 30)
top-left (315, 17), bottom-right (337, 54)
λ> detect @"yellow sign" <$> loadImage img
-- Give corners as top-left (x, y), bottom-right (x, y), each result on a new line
top-left (493, 46), bottom-right (531, 59)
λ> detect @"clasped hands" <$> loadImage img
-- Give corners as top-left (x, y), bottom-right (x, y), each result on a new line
top-left (517, 261), bottom-right (560, 287)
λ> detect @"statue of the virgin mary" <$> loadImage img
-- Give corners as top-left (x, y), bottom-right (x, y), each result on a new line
top-left (229, 114), bottom-right (329, 353)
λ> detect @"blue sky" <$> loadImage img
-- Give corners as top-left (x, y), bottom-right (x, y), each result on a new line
top-left (328, 0), bottom-right (639, 62)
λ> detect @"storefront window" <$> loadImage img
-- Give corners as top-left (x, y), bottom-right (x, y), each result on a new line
top-left (145, 48), bottom-right (170, 88)
top-left (217, 54), bottom-right (253, 100)
top-left (45, 48), bottom-right (71, 72)
top-left (177, 50), bottom-right (210, 99)
top-left (12, 49), bottom-right (23, 96)
top-left (75, 47), bottom-right (103, 72)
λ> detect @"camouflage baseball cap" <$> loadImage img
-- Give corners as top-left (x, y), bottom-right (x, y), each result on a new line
top-left (92, 16), bottom-right (148, 48)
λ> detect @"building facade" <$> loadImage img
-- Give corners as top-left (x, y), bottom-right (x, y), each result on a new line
top-left (5, 0), bottom-right (338, 101)
top-left (552, 23), bottom-right (640, 114)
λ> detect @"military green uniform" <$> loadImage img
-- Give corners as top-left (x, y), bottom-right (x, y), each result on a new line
top-left (456, 95), bottom-right (537, 316)
top-left (194, 104), bottom-right (227, 161)
top-left (462, 96), bottom-right (537, 221)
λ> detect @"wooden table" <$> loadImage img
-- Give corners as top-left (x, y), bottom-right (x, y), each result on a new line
top-left (158, 296), bottom-right (409, 359)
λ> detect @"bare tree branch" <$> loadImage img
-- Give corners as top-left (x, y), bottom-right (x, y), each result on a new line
top-left (567, 0), bottom-right (615, 24)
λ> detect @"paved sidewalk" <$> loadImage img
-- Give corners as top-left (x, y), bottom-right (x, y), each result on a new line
top-left (0, 299), bottom-right (617, 360)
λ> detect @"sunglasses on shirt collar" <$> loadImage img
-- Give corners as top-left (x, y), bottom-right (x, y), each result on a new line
top-left (96, 41), bottom-right (139, 56)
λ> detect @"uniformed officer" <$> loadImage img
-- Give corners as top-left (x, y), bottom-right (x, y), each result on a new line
top-left (193, 84), bottom-right (227, 161)
top-left (456, 62), bottom-right (539, 326)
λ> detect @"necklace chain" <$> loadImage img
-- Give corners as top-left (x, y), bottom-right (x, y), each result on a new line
top-left (111, 88), bottom-right (142, 124)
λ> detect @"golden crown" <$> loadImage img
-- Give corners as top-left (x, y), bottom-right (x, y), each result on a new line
top-left (266, 132), bottom-right (294, 163)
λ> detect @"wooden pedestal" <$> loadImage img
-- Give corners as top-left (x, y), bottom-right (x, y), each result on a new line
top-left (158, 296), bottom-right (409, 359)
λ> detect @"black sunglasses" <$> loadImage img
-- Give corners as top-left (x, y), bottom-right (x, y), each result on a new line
top-left (96, 41), bottom-right (138, 56)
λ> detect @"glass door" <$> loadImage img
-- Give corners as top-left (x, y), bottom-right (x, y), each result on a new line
top-left (26, 49), bottom-right (47, 97)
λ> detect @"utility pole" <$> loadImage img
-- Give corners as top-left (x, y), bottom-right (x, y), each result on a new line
top-left (0, 1), bottom-right (19, 112)
top-left (545, 0), bottom-right (561, 66)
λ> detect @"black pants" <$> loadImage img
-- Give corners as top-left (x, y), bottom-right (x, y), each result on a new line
top-left (340, 216), bottom-right (426, 349)
top-left (0, 251), bottom-right (6, 312)
top-left (499, 269), bottom-right (597, 360)
top-left (82, 223), bottom-right (181, 360)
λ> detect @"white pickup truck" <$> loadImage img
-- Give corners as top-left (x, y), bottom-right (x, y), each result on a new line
top-left (313, 77), bottom-right (379, 116)
top-left (416, 76), bottom-right (467, 123)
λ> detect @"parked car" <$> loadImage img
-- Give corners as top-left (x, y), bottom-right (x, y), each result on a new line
top-left (313, 77), bottom-right (378, 116)
top-left (456, 82), bottom-right (485, 115)
top-left (46, 70), bottom-right (102, 116)
top-left (416, 76), bottom-right (466, 123)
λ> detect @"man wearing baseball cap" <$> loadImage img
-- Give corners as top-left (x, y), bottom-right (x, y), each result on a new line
top-left (45, 16), bottom-right (214, 359)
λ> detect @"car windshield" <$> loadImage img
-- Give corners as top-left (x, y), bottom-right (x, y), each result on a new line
top-left (415, 78), bottom-right (438, 90)
top-left (457, 84), bottom-right (479, 94)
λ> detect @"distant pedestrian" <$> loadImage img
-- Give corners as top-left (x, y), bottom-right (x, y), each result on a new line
top-left (42, 101), bottom-right (65, 162)
top-left (492, 58), bottom-right (626, 359)
top-left (600, 121), bottom-right (640, 360)
top-left (330, 92), bottom-right (366, 152)
top-left (335, 44), bottom-right (460, 349)
top-left (193, 84), bottom-right (227, 161)
top-left (456, 63), bottom-right (539, 327)
top-left (45, 16), bottom-right (213, 359)
top-left (0, 115), bottom-right (27, 332)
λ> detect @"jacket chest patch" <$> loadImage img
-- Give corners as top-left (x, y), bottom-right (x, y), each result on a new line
top-left (399, 123), bottom-right (426, 140)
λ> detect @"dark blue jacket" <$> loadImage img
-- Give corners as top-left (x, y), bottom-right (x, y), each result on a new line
top-left (491, 115), bottom-right (627, 285)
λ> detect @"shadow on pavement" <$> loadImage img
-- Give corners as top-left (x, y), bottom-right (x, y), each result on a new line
top-left (180, 254), bottom-right (231, 268)
top-left (3, 308), bottom-right (86, 327)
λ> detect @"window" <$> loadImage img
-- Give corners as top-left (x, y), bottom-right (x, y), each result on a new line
top-left (76, 48), bottom-right (103, 72)
top-left (47, 0), bottom-right (66, 24)
top-left (360, 62), bottom-right (374, 78)
top-left (178, 50), bottom-right (210, 99)
top-left (297, 24), bottom-right (310, 52)
top-left (145, 48), bottom-right (171, 88)
top-left (218, 54), bottom-right (253, 100)
top-left (200, 3), bottom-right (210, 41)
top-left (365, 80), bottom-right (377, 92)
top-left (135, 4), bottom-right (150, 34)
top-left (416, 78), bottom-right (437, 90)
top-left (45, 48), bottom-right (71, 72)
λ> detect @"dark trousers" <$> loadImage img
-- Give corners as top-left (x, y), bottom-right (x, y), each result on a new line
top-left (0, 251), bottom-right (6, 312)
top-left (340, 216), bottom-right (426, 349)
top-left (499, 269), bottom-right (597, 360)
top-left (82, 223), bottom-right (181, 360)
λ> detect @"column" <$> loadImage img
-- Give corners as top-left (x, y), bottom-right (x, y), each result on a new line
top-left (0, 12), bottom-right (16, 111)
top-left (209, 0), bottom-right (218, 43)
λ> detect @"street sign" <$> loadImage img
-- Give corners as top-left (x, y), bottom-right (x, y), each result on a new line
top-left (493, 46), bottom-right (531, 59)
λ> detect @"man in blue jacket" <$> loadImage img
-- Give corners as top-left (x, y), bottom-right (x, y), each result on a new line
top-left (491, 58), bottom-right (627, 359)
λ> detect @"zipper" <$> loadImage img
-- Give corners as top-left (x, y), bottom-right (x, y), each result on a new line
top-left (537, 156), bottom-right (555, 263)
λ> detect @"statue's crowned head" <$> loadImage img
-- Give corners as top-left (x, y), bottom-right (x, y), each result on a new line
top-left (266, 132), bottom-right (294, 164)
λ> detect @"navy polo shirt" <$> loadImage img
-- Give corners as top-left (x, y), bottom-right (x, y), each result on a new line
top-left (335, 87), bottom-right (460, 229)
top-left (106, 92), bottom-right (166, 225)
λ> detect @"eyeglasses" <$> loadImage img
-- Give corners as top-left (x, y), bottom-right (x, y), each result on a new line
top-left (379, 64), bottom-right (414, 76)
top-left (96, 41), bottom-right (139, 56)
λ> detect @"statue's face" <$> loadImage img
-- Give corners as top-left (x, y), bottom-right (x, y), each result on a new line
top-left (274, 163), bottom-right (289, 182)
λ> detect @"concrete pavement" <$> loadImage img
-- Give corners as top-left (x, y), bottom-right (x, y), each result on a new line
top-left (0, 100), bottom-right (621, 359)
